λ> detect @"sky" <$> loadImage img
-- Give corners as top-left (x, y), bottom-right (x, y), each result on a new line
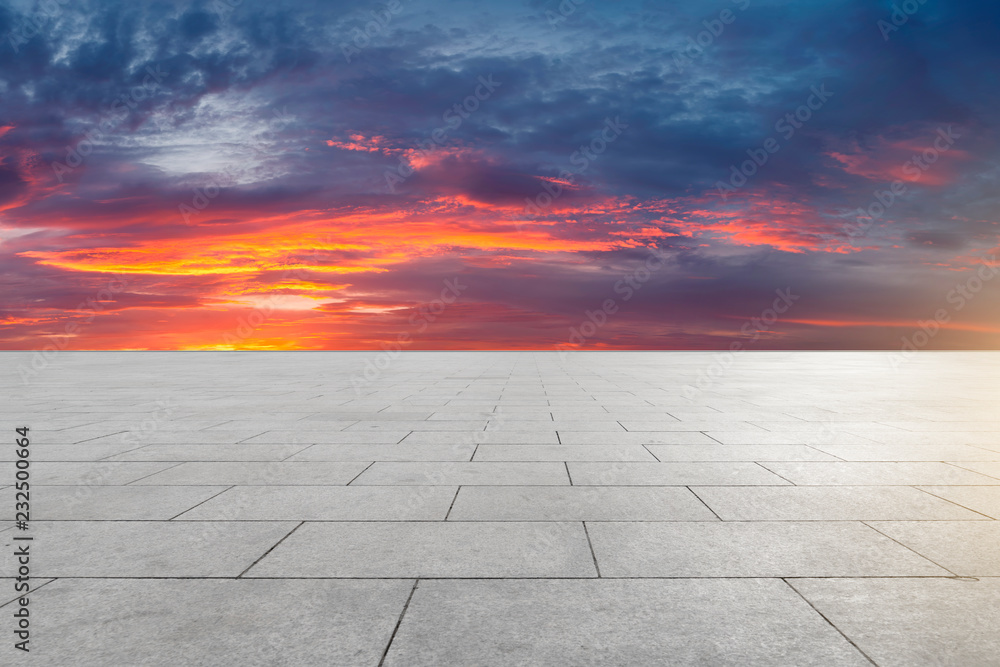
top-left (0, 0), bottom-right (998, 350)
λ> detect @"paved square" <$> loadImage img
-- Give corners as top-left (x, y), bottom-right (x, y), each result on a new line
top-left (2, 351), bottom-right (999, 665)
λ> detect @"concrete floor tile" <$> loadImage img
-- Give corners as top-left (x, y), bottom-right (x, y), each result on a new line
top-left (693, 485), bottom-right (988, 521)
top-left (620, 420), bottom-right (766, 432)
top-left (201, 420), bottom-right (358, 431)
top-left (304, 411), bottom-right (433, 420)
top-left (130, 461), bottom-right (371, 485)
top-left (811, 444), bottom-right (1000, 461)
top-left (82, 430), bottom-right (269, 444)
top-left (473, 444), bottom-right (656, 461)
top-left (759, 461), bottom-right (1000, 485)
top-left (103, 444), bottom-right (308, 461)
top-left (352, 461), bottom-right (569, 485)
top-left (0, 444), bottom-right (141, 461)
top-left (706, 431), bottom-right (876, 445)
top-left (285, 443), bottom-right (475, 461)
top-left (559, 431), bottom-right (719, 445)
top-left (4, 485), bottom-right (230, 520)
top-left (383, 579), bottom-right (870, 666)
top-left (0, 461), bottom-right (175, 485)
top-left (245, 521), bottom-right (597, 577)
top-left (790, 578), bottom-right (1000, 667)
top-left (178, 485), bottom-right (456, 520)
top-left (917, 485), bottom-right (1000, 518)
top-left (2, 520), bottom-right (295, 576)
top-left (946, 461), bottom-right (1000, 478)
top-left (2, 578), bottom-right (412, 666)
top-left (588, 521), bottom-right (947, 577)
top-left (567, 462), bottom-right (789, 486)
top-left (242, 430), bottom-right (411, 444)
top-left (447, 486), bottom-right (717, 521)
top-left (868, 521), bottom-right (1000, 576)
top-left (861, 432), bottom-right (1000, 446)
top-left (879, 421), bottom-right (1000, 431)
top-left (401, 431), bottom-right (560, 444)
top-left (646, 444), bottom-right (840, 461)
top-left (347, 420), bottom-right (487, 431)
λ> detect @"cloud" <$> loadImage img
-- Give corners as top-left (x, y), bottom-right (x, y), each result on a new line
top-left (1, 0), bottom-right (999, 350)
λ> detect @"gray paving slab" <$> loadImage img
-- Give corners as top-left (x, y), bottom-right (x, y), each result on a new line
top-left (131, 461), bottom-right (370, 485)
top-left (346, 419), bottom-right (488, 431)
top-left (619, 420), bottom-right (767, 432)
top-left (790, 578), bottom-right (1000, 667)
top-left (2, 578), bottom-right (412, 666)
top-left (242, 431), bottom-right (412, 443)
top-left (103, 444), bottom-right (309, 461)
top-left (1, 521), bottom-right (295, 577)
top-left (0, 461), bottom-right (176, 485)
top-left (383, 579), bottom-right (871, 666)
top-left (867, 521), bottom-right (1000, 576)
top-left (588, 521), bottom-right (948, 577)
top-left (917, 485), bottom-right (1000, 519)
top-left (447, 486), bottom-right (718, 521)
top-left (3, 485), bottom-right (230, 520)
top-left (351, 461), bottom-right (570, 485)
top-left (304, 411), bottom-right (434, 420)
top-left (811, 444), bottom-right (1000, 461)
top-left (567, 461), bottom-right (790, 486)
top-left (861, 432), bottom-right (1000, 446)
top-left (758, 461), bottom-right (1000, 485)
top-left (177, 485), bottom-right (456, 520)
top-left (692, 485), bottom-right (989, 521)
top-left (705, 431), bottom-right (877, 445)
top-left (81, 430), bottom-right (269, 444)
top-left (878, 421), bottom-right (1000, 432)
top-left (945, 460), bottom-right (1000, 478)
top-left (201, 420), bottom-right (358, 431)
top-left (558, 431), bottom-right (719, 445)
top-left (284, 443), bottom-right (475, 461)
top-left (646, 444), bottom-right (840, 461)
top-left (245, 521), bottom-right (597, 577)
top-left (0, 444), bottom-right (142, 461)
top-left (473, 444), bottom-right (656, 461)
top-left (401, 431), bottom-right (560, 444)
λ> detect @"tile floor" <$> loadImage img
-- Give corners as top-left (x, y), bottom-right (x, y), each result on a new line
top-left (2, 350), bottom-right (999, 665)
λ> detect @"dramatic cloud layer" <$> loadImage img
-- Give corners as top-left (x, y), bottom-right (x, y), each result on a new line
top-left (1, 0), bottom-right (998, 350)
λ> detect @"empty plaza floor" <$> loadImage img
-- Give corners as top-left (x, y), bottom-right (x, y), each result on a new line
top-left (2, 350), bottom-right (1000, 665)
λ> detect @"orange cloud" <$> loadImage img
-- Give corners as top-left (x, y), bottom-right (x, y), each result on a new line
top-left (826, 127), bottom-right (969, 186)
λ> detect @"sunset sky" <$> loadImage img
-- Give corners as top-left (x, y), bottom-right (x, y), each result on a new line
top-left (1, 0), bottom-right (998, 350)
